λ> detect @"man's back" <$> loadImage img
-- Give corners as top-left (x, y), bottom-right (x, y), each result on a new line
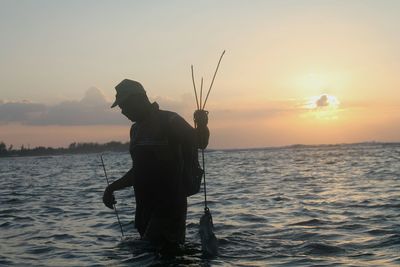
top-left (129, 106), bottom-right (192, 247)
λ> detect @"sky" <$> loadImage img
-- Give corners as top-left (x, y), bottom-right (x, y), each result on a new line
top-left (0, 0), bottom-right (399, 149)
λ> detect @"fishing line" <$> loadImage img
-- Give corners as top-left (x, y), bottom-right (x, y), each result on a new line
top-left (201, 149), bottom-right (209, 211)
top-left (100, 155), bottom-right (124, 237)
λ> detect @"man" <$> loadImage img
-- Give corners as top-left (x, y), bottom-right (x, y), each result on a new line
top-left (103, 79), bottom-right (200, 252)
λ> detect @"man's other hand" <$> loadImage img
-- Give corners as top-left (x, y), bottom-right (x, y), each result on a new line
top-left (103, 186), bottom-right (116, 209)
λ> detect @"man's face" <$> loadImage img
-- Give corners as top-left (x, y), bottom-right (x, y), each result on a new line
top-left (118, 95), bottom-right (147, 122)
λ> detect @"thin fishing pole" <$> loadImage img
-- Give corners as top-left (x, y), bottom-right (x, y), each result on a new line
top-left (203, 50), bottom-right (225, 109)
top-left (200, 77), bottom-right (204, 111)
top-left (191, 65), bottom-right (200, 110)
top-left (201, 149), bottom-right (208, 210)
top-left (100, 155), bottom-right (124, 237)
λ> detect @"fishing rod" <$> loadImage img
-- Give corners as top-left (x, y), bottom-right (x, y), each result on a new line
top-left (192, 50), bottom-right (225, 210)
top-left (100, 155), bottom-right (124, 237)
top-left (191, 51), bottom-right (224, 257)
top-left (203, 50), bottom-right (225, 109)
top-left (191, 50), bottom-right (225, 110)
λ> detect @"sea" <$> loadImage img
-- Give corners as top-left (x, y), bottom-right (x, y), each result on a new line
top-left (1, 143), bottom-right (399, 266)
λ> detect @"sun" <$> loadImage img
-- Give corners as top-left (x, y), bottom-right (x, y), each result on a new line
top-left (305, 94), bottom-right (340, 109)
top-left (304, 94), bottom-right (341, 120)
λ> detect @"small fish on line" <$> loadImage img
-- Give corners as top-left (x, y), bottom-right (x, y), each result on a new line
top-left (199, 208), bottom-right (218, 257)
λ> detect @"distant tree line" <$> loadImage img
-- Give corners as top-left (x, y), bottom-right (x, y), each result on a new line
top-left (0, 141), bottom-right (129, 157)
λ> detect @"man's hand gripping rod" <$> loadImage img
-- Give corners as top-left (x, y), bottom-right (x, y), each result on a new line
top-left (100, 155), bottom-right (124, 237)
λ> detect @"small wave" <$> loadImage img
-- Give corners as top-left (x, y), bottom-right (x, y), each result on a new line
top-left (240, 230), bottom-right (257, 237)
top-left (13, 215), bottom-right (35, 222)
top-left (35, 156), bottom-right (54, 160)
top-left (337, 223), bottom-right (366, 230)
top-left (3, 198), bottom-right (24, 204)
top-left (392, 257), bottom-right (400, 264)
top-left (349, 202), bottom-right (400, 210)
top-left (0, 257), bottom-right (14, 266)
top-left (365, 229), bottom-right (394, 236)
top-left (50, 233), bottom-right (75, 240)
top-left (289, 218), bottom-right (327, 226)
top-left (26, 246), bottom-right (55, 255)
top-left (186, 222), bottom-right (199, 228)
top-left (291, 231), bottom-right (318, 240)
top-left (43, 206), bottom-right (64, 213)
top-left (240, 213), bottom-right (267, 223)
top-left (302, 242), bottom-right (345, 255)
top-left (348, 252), bottom-right (375, 258)
top-left (325, 160), bottom-right (337, 165)
top-left (272, 196), bottom-right (289, 202)
top-left (379, 234), bottom-right (400, 247)
top-left (0, 222), bottom-right (11, 228)
top-left (0, 208), bottom-right (19, 215)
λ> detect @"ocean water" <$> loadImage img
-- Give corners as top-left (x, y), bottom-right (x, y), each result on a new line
top-left (1, 143), bottom-right (399, 266)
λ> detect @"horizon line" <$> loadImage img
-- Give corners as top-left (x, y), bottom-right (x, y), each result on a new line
top-left (2, 139), bottom-right (399, 151)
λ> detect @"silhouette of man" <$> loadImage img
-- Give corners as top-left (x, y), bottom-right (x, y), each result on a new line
top-left (103, 79), bottom-right (198, 252)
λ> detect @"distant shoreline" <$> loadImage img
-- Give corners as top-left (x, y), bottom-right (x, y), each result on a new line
top-left (1, 140), bottom-right (399, 158)
top-left (0, 141), bottom-right (129, 158)
top-left (219, 141), bottom-right (400, 152)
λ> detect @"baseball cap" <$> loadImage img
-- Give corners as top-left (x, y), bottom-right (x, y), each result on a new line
top-left (111, 79), bottom-right (147, 108)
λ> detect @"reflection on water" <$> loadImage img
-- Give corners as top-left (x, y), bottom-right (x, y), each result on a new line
top-left (1, 143), bottom-right (399, 266)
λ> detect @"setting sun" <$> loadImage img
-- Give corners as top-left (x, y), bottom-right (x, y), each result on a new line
top-left (303, 94), bottom-right (341, 120)
top-left (305, 94), bottom-right (340, 110)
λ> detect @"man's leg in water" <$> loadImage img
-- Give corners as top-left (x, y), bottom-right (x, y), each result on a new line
top-left (143, 205), bottom-right (187, 254)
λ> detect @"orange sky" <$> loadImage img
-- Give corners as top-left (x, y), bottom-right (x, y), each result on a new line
top-left (0, 1), bottom-right (399, 149)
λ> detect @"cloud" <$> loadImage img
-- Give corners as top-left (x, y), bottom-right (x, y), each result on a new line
top-left (0, 88), bottom-right (127, 125)
top-left (80, 87), bottom-right (108, 106)
top-left (0, 88), bottom-right (296, 127)
top-left (316, 94), bottom-right (329, 107)
top-left (0, 101), bottom-right (46, 123)
top-left (0, 88), bottom-right (197, 126)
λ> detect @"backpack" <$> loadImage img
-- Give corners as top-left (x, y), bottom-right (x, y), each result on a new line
top-left (158, 110), bottom-right (203, 197)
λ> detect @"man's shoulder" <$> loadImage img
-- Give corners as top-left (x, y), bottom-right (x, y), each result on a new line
top-left (158, 109), bottom-right (179, 117)
top-left (158, 110), bottom-right (193, 131)
top-left (158, 110), bottom-right (181, 123)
